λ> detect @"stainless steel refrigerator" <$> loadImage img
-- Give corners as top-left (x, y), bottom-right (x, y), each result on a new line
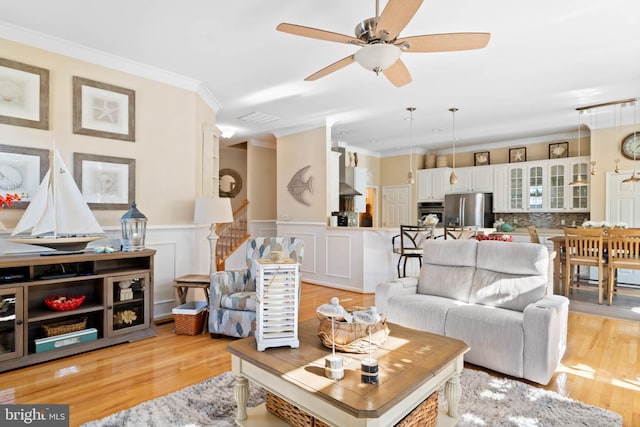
top-left (444, 193), bottom-right (493, 228)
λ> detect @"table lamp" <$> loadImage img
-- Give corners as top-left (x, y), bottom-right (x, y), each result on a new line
top-left (194, 197), bottom-right (234, 275)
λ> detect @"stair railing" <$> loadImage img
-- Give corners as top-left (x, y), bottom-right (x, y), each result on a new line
top-left (215, 199), bottom-right (250, 270)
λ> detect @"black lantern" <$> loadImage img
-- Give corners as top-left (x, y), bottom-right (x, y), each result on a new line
top-left (120, 202), bottom-right (147, 251)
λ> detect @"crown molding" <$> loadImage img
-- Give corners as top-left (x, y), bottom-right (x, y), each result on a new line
top-left (0, 20), bottom-right (222, 113)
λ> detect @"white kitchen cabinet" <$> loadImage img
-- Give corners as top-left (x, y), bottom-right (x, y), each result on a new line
top-left (351, 166), bottom-right (368, 212)
top-left (567, 158), bottom-right (590, 211)
top-left (492, 164), bottom-right (509, 212)
top-left (330, 151), bottom-right (341, 213)
top-left (496, 156), bottom-right (590, 213)
top-left (450, 165), bottom-right (494, 193)
top-left (508, 165), bottom-right (526, 211)
top-left (417, 168), bottom-right (452, 202)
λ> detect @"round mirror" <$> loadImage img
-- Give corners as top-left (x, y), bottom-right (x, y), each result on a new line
top-left (219, 168), bottom-right (242, 198)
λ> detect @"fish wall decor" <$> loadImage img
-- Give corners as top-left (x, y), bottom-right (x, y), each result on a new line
top-left (287, 165), bottom-right (313, 206)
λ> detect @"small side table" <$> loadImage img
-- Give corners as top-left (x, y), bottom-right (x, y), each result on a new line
top-left (173, 274), bottom-right (211, 333)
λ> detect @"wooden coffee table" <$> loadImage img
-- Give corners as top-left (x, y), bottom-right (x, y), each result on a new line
top-left (228, 318), bottom-right (469, 426)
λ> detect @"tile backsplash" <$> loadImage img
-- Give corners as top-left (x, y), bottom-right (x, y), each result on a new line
top-left (493, 212), bottom-right (590, 229)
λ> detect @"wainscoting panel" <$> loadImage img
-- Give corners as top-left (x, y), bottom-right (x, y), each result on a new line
top-left (326, 233), bottom-right (352, 279)
top-left (285, 230), bottom-right (316, 274)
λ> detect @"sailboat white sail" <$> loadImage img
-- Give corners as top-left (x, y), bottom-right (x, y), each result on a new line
top-left (9, 149), bottom-right (104, 250)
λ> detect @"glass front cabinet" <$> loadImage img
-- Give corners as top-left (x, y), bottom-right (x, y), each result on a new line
top-left (107, 272), bottom-right (150, 337)
top-left (0, 287), bottom-right (23, 362)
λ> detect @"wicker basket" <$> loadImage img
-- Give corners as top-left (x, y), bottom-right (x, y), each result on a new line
top-left (174, 311), bottom-right (205, 335)
top-left (317, 312), bottom-right (390, 353)
top-left (396, 391), bottom-right (438, 427)
top-left (266, 392), bottom-right (329, 427)
top-left (266, 390), bottom-right (437, 427)
top-left (42, 316), bottom-right (88, 337)
top-left (173, 301), bottom-right (207, 335)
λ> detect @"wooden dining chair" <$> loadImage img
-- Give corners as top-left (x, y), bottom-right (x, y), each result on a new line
top-left (526, 225), bottom-right (540, 243)
top-left (563, 227), bottom-right (606, 304)
top-left (606, 228), bottom-right (640, 305)
top-left (392, 224), bottom-right (433, 277)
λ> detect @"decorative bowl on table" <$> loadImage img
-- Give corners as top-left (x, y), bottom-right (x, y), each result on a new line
top-left (44, 295), bottom-right (86, 311)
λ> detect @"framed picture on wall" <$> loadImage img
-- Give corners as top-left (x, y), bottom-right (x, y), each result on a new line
top-left (72, 76), bottom-right (135, 141)
top-left (509, 147), bottom-right (527, 163)
top-left (0, 58), bottom-right (49, 130)
top-left (474, 151), bottom-right (490, 166)
top-left (0, 144), bottom-right (49, 206)
top-left (73, 153), bottom-right (135, 209)
top-left (548, 142), bottom-right (569, 159)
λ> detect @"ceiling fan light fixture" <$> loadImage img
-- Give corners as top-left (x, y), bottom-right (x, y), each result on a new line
top-left (354, 44), bottom-right (401, 75)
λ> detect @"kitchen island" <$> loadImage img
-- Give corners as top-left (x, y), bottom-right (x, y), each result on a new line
top-left (276, 222), bottom-right (401, 293)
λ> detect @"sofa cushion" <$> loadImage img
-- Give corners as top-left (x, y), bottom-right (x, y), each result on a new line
top-left (470, 241), bottom-right (548, 311)
top-left (445, 304), bottom-right (525, 378)
top-left (385, 294), bottom-right (464, 336)
top-left (418, 239), bottom-right (478, 301)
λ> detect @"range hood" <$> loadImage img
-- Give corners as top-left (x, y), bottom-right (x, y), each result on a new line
top-left (333, 147), bottom-right (362, 197)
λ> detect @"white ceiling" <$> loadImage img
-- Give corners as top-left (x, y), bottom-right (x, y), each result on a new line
top-left (2, 0), bottom-right (639, 156)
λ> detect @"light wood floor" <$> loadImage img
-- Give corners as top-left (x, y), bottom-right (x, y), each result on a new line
top-left (0, 283), bottom-right (638, 427)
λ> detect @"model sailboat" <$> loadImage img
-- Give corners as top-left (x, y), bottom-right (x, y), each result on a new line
top-left (8, 148), bottom-right (104, 251)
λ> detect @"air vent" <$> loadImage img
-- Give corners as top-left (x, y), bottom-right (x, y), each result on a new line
top-left (237, 112), bottom-right (280, 125)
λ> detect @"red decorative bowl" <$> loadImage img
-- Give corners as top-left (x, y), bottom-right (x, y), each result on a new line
top-left (44, 295), bottom-right (86, 311)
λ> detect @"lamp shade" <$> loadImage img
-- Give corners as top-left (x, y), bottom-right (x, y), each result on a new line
top-left (354, 44), bottom-right (400, 73)
top-left (194, 197), bottom-right (233, 224)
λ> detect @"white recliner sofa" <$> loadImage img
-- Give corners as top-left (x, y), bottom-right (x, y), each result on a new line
top-left (376, 239), bottom-right (569, 385)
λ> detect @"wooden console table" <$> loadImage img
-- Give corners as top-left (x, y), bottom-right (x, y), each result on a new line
top-left (0, 249), bottom-right (156, 372)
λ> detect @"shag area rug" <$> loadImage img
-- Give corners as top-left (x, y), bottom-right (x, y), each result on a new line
top-left (83, 368), bottom-right (622, 427)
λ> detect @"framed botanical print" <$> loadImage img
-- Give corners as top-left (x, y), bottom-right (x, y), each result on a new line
top-left (72, 76), bottom-right (135, 141)
top-left (0, 58), bottom-right (49, 130)
top-left (549, 142), bottom-right (569, 159)
top-left (509, 147), bottom-right (527, 163)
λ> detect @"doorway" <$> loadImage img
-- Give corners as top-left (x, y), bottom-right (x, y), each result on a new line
top-left (382, 185), bottom-right (410, 228)
top-left (607, 170), bottom-right (640, 284)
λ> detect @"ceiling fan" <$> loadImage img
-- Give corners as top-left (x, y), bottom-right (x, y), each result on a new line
top-left (276, 0), bottom-right (490, 87)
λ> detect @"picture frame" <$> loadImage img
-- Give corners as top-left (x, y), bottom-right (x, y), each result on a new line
top-left (548, 142), bottom-right (569, 159)
top-left (72, 76), bottom-right (135, 141)
top-left (509, 147), bottom-right (527, 163)
top-left (0, 144), bottom-right (49, 207)
top-left (0, 58), bottom-right (49, 130)
top-left (474, 151), bottom-right (490, 166)
top-left (73, 153), bottom-right (135, 209)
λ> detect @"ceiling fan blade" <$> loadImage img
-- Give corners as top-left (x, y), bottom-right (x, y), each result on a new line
top-left (397, 32), bottom-right (491, 52)
top-left (277, 23), bottom-right (356, 44)
top-left (383, 59), bottom-right (412, 87)
top-left (375, 0), bottom-right (423, 41)
top-left (305, 55), bottom-right (355, 81)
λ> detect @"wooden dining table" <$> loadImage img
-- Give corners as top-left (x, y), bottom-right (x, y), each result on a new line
top-left (548, 236), bottom-right (566, 295)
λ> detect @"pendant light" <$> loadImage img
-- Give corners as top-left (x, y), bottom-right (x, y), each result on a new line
top-left (407, 107), bottom-right (416, 184)
top-left (622, 99), bottom-right (640, 183)
top-left (449, 108), bottom-right (458, 185)
top-left (568, 109), bottom-right (587, 186)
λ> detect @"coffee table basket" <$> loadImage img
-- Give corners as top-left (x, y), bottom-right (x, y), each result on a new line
top-left (266, 390), bottom-right (438, 427)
